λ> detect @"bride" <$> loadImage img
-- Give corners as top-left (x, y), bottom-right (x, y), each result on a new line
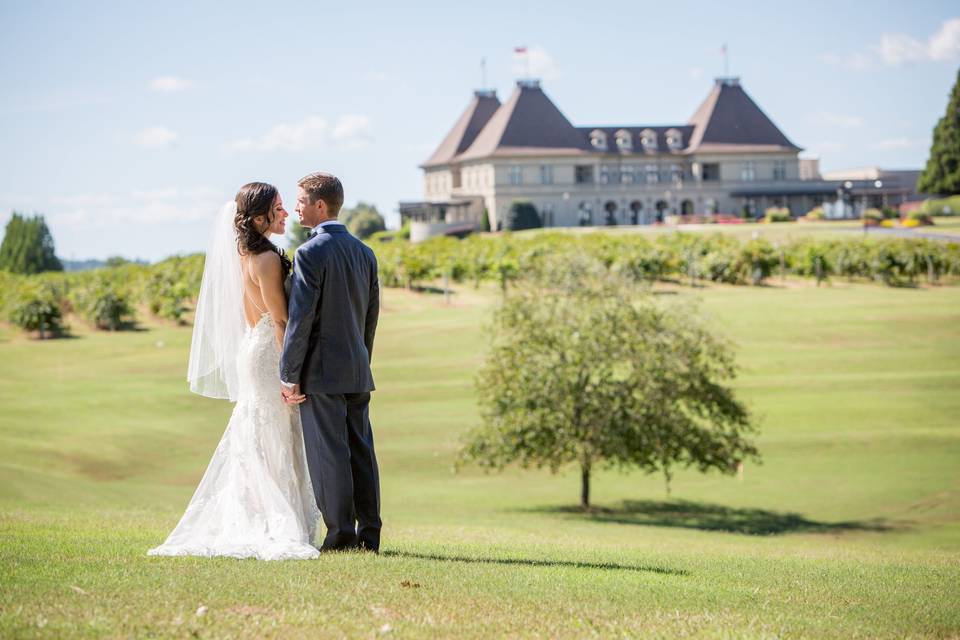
top-left (149, 182), bottom-right (320, 560)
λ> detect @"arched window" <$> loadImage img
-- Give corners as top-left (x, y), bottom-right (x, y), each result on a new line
top-left (604, 201), bottom-right (618, 226)
top-left (640, 129), bottom-right (657, 153)
top-left (666, 128), bottom-right (683, 151)
top-left (590, 129), bottom-right (607, 151)
top-left (615, 129), bottom-right (633, 152)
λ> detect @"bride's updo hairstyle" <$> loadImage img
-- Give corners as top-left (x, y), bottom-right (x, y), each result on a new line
top-left (234, 181), bottom-right (292, 278)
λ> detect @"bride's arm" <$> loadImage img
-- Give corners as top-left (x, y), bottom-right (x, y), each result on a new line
top-left (251, 251), bottom-right (289, 348)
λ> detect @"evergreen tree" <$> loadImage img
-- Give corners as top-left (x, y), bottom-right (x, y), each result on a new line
top-left (479, 208), bottom-right (491, 232)
top-left (0, 213), bottom-right (63, 274)
top-left (918, 68), bottom-right (960, 196)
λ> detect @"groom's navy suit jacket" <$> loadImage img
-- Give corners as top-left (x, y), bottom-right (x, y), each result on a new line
top-left (280, 224), bottom-right (379, 394)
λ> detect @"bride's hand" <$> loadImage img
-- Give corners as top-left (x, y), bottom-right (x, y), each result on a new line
top-left (281, 384), bottom-right (306, 405)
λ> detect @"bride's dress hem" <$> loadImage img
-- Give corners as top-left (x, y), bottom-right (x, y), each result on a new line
top-left (149, 314), bottom-right (321, 562)
top-left (147, 542), bottom-right (320, 561)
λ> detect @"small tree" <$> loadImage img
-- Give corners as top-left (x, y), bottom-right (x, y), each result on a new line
top-left (505, 201), bottom-right (542, 231)
top-left (0, 213), bottom-right (63, 274)
top-left (480, 208), bottom-right (491, 232)
top-left (459, 258), bottom-right (759, 509)
top-left (348, 210), bottom-right (387, 239)
top-left (9, 283), bottom-right (64, 338)
top-left (918, 68), bottom-right (960, 196)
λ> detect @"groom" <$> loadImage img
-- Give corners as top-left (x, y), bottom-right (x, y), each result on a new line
top-left (280, 171), bottom-right (382, 552)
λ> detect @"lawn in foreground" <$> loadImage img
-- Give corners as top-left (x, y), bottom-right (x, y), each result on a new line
top-left (1, 280), bottom-right (958, 638)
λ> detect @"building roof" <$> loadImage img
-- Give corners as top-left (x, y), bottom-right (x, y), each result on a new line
top-left (427, 77), bottom-right (801, 166)
top-left (456, 80), bottom-right (589, 161)
top-left (422, 90), bottom-right (501, 168)
top-left (686, 77), bottom-right (801, 152)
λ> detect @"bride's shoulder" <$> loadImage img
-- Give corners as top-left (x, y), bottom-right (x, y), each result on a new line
top-left (248, 250), bottom-right (282, 278)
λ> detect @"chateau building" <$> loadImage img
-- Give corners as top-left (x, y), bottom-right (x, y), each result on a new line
top-left (400, 77), bottom-right (919, 240)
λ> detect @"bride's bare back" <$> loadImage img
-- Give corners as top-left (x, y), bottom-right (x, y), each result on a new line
top-left (241, 251), bottom-right (289, 348)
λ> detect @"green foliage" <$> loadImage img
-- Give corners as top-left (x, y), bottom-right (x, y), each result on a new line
top-left (919, 195), bottom-right (960, 216)
top-left (918, 68), bottom-right (960, 196)
top-left (505, 201), bottom-right (542, 231)
top-left (0, 212), bottom-right (63, 274)
top-left (348, 210), bottom-right (387, 239)
top-left (863, 208), bottom-right (884, 222)
top-left (8, 282), bottom-right (65, 338)
top-left (340, 202), bottom-right (384, 230)
top-left (75, 280), bottom-right (134, 330)
top-left (480, 207), bottom-right (491, 232)
top-left (763, 207), bottom-right (792, 223)
top-left (286, 221), bottom-right (312, 250)
top-left (368, 230), bottom-right (960, 292)
top-left (460, 257), bottom-right (759, 507)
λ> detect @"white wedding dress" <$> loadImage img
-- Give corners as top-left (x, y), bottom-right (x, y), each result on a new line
top-left (148, 312), bottom-right (320, 561)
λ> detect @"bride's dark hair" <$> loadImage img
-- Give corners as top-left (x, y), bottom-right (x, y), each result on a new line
top-left (234, 182), bottom-right (291, 279)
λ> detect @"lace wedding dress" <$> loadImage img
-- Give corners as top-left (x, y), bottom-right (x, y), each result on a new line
top-left (148, 313), bottom-right (320, 560)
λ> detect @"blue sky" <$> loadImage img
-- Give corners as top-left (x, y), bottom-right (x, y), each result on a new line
top-left (1, 0), bottom-right (957, 261)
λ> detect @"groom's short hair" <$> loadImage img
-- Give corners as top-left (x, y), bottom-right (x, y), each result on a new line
top-left (298, 172), bottom-right (344, 216)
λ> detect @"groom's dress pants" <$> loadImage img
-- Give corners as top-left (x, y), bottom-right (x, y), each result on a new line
top-left (300, 392), bottom-right (381, 551)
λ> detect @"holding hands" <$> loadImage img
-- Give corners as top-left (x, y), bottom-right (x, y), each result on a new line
top-left (281, 382), bottom-right (306, 405)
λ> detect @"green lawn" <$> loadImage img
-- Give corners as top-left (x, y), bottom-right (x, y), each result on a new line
top-left (1, 279), bottom-right (958, 638)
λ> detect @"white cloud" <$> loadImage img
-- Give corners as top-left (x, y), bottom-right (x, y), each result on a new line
top-left (877, 32), bottom-right (929, 66)
top-left (928, 17), bottom-right (960, 60)
top-left (807, 111), bottom-right (865, 128)
top-left (227, 116), bottom-right (328, 152)
top-left (822, 17), bottom-right (960, 69)
top-left (149, 76), bottom-right (194, 92)
top-left (689, 66), bottom-right (704, 80)
top-left (226, 114), bottom-right (373, 152)
top-left (871, 137), bottom-right (922, 151)
top-left (512, 45), bottom-right (561, 81)
top-left (46, 186), bottom-right (225, 228)
top-left (331, 114), bottom-right (373, 149)
top-left (135, 126), bottom-right (179, 148)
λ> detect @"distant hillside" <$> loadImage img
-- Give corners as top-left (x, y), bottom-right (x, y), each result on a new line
top-left (62, 258), bottom-right (149, 271)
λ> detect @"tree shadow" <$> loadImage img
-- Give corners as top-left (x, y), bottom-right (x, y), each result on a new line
top-left (520, 500), bottom-right (896, 536)
top-left (409, 284), bottom-right (455, 296)
top-left (382, 549), bottom-right (687, 576)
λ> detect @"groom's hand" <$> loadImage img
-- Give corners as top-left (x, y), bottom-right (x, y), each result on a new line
top-left (281, 383), bottom-right (306, 405)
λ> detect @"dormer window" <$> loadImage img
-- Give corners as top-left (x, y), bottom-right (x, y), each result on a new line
top-left (590, 129), bottom-right (608, 151)
top-left (615, 129), bottom-right (633, 152)
top-left (666, 128), bottom-right (683, 151)
top-left (640, 129), bottom-right (657, 153)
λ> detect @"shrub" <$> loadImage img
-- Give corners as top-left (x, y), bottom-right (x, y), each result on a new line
top-left (763, 207), bottom-right (792, 223)
top-left (919, 195), bottom-right (960, 216)
top-left (905, 210), bottom-right (934, 225)
top-left (9, 284), bottom-right (65, 338)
